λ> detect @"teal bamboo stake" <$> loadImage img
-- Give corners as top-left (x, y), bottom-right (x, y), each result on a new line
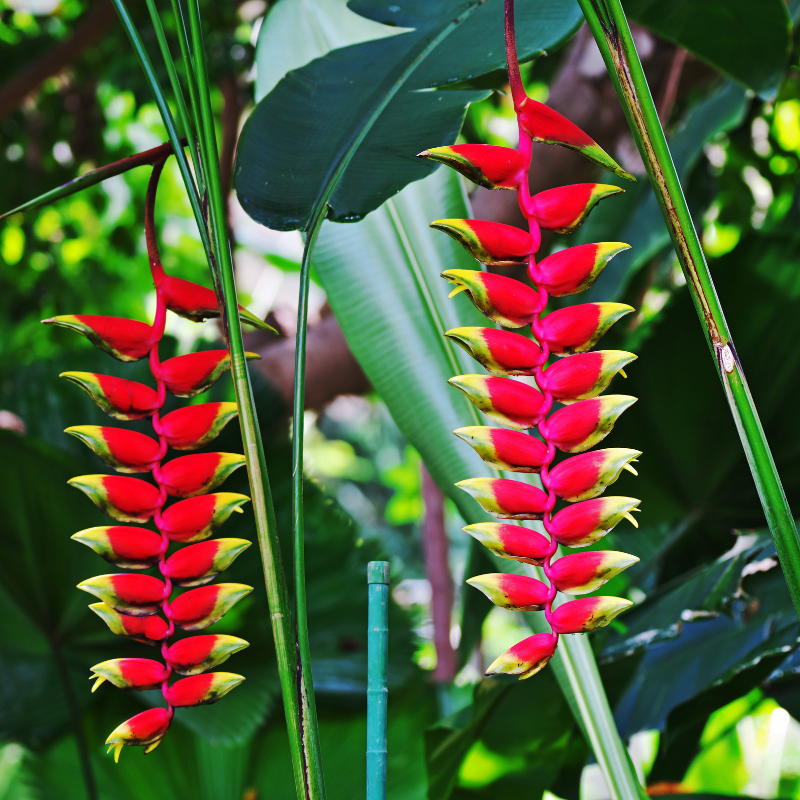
top-left (577, 0), bottom-right (800, 618)
top-left (367, 561), bottom-right (389, 800)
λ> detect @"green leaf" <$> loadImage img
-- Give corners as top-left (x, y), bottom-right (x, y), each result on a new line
top-left (235, 0), bottom-right (582, 231)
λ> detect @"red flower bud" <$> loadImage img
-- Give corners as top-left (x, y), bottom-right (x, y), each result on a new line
top-left (485, 632), bottom-right (557, 679)
top-left (165, 634), bottom-right (250, 676)
top-left (467, 573), bottom-right (549, 610)
top-left (165, 672), bottom-right (245, 707)
top-left (456, 477), bottom-right (548, 520)
top-left (538, 351), bottom-right (635, 404)
top-left (158, 453), bottom-right (246, 498)
top-left (66, 426), bottom-right (162, 473)
top-left (90, 602), bottom-right (169, 643)
top-left (441, 269), bottom-right (540, 329)
top-left (153, 350), bottom-right (261, 398)
top-left (418, 144), bottom-right (528, 190)
top-left (60, 372), bottom-right (161, 420)
top-left (453, 426), bottom-right (547, 472)
top-left (526, 184), bottom-right (624, 233)
top-left (541, 395), bottom-right (636, 453)
top-left (105, 707), bottom-right (171, 760)
top-left (430, 219), bottom-right (535, 266)
top-left (159, 492), bottom-right (251, 543)
top-left (168, 583), bottom-right (253, 631)
top-left (78, 573), bottom-right (167, 616)
top-left (90, 658), bottom-right (168, 692)
top-left (549, 551), bottom-right (639, 595)
top-left (445, 327), bottom-right (541, 375)
top-left (550, 596), bottom-right (633, 634)
top-left (463, 522), bottom-right (550, 565)
top-left (72, 525), bottom-right (163, 569)
top-left (448, 375), bottom-right (545, 430)
top-left (43, 315), bottom-right (156, 361)
top-left (548, 448), bottom-right (640, 502)
top-left (529, 243), bottom-right (630, 297)
top-left (162, 538), bottom-right (251, 587)
top-left (68, 475), bottom-right (161, 523)
top-left (537, 303), bottom-right (633, 357)
top-left (548, 496), bottom-right (641, 547)
top-left (156, 402), bottom-right (239, 450)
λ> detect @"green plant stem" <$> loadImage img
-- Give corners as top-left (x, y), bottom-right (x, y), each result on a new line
top-left (367, 561), bottom-right (390, 800)
top-left (578, 0), bottom-right (800, 618)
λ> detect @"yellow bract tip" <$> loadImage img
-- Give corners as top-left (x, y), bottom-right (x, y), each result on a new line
top-left (619, 368), bottom-right (627, 378)
top-left (234, 506), bottom-right (244, 513)
top-left (91, 675), bottom-right (106, 693)
top-left (448, 285), bottom-right (468, 299)
top-left (112, 743), bottom-right (123, 763)
top-left (622, 512), bottom-right (639, 528)
top-left (623, 464), bottom-right (638, 476)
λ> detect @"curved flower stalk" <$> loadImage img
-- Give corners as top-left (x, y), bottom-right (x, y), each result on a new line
top-left (421, 0), bottom-right (641, 681)
top-left (44, 158), bottom-right (273, 760)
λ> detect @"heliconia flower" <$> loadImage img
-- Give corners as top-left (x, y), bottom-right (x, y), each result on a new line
top-left (155, 402), bottom-right (239, 450)
top-left (158, 453), bottom-right (246, 498)
top-left (549, 551), bottom-right (639, 595)
top-left (540, 395), bottom-right (637, 453)
top-left (536, 303), bottom-right (633, 357)
top-left (525, 184), bottom-right (624, 234)
top-left (152, 350), bottom-right (261, 398)
top-left (441, 269), bottom-right (540, 329)
top-left (445, 327), bottom-right (541, 375)
top-left (453, 426), bottom-right (547, 472)
top-left (105, 707), bottom-right (171, 760)
top-left (162, 539), bottom-right (251, 587)
top-left (90, 602), bottom-right (169, 643)
top-left (548, 448), bottom-right (641, 502)
top-left (60, 372), bottom-right (161, 420)
top-left (68, 475), bottom-right (162, 523)
top-left (158, 492), bottom-right (250, 543)
top-left (168, 583), bottom-right (253, 631)
top-left (529, 243), bottom-right (630, 297)
top-left (65, 426), bottom-right (163, 473)
top-left (456, 477), bottom-right (548, 520)
top-left (466, 573), bottom-right (550, 610)
top-left (515, 97), bottom-right (634, 181)
top-left (418, 144), bottom-right (528, 190)
top-left (42, 315), bottom-right (156, 361)
top-left (72, 526), bottom-right (163, 569)
top-left (90, 658), bottom-right (167, 693)
top-left (538, 351), bottom-right (636, 404)
top-left (550, 596), bottom-right (633, 634)
top-left (78, 573), bottom-right (167, 616)
top-left (463, 522), bottom-right (551, 565)
top-left (430, 219), bottom-right (535, 266)
top-left (164, 672), bottom-right (245, 707)
top-left (157, 275), bottom-right (275, 331)
top-left (165, 634), bottom-right (250, 676)
top-left (448, 375), bottom-right (544, 430)
top-left (484, 632), bottom-right (557, 679)
top-left (548, 496), bottom-right (641, 547)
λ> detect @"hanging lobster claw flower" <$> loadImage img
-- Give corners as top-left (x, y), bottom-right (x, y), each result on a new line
top-left (159, 493), bottom-right (250, 542)
top-left (90, 658), bottom-right (167, 693)
top-left (158, 275), bottom-right (276, 332)
top-left (550, 551), bottom-right (639, 595)
top-left (418, 144), bottom-right (528, 190)
top-left (537, 303), bottom-right (633, 357)
top-left (515, 97), bottom-right (634, 181)
top-left (90, 602), bottom-right (169, 643)
top-left (60, 372), bottom-right (161, 420)
top-left (538, 351), bottom-right (636, 404)
top-left (449, 375), bottom-right (544, 430)
top-left (68, 475), bottom-right (162, 523)
top-left (485, 632), bottom-right (557, 679)
top-left (158, 453), bottom-right (246, 498)
top-left (529, 243), bottom-right (630, 297)
top-left (548, 497), bottom-right (641, 547)
top-left (78, 573), bottom-right (168, 616)
top-left (463, 522), bottom-right (550, 565)
top-left (43, 315), bottom-right (156, 362)
top-left (445, 327), bottom-right (541, 375)
top-left (526, 184), bottom-right (624, 234)
top-left (550, 596), bottom-right (633, 634)
top-left (105, 707), bottom-right (171, 761)
top-left (72, 526), bottom-right (163, 569)
top-left (162, 539), bottom-right (251, 587)
top-left (456, 477), bottom-right (548, 519)
top-left (453, 426), bottom-right (547, 472)
top-left (430, 219), bottom-right (536, 266)
top-left (168, 583), bottom-right (253, 631)
top-left (153, 351), bottom-right (261, 398)
top-left (155, 403), bottom-right (239, 450)
top-left (66, 426), bottom-right (163, 473)
top-left (548, 448), bottom-right (641, 502)
top-left (540, 395), bottom-right (637, 453)
top-left (441, 270), bottom-right (541, 329)
top-left (467, 573), bottom-right (550, 610)
top-left (166, 634), bottom-right (250, 676)
top-left (165, 672), bottom-right (245, 707)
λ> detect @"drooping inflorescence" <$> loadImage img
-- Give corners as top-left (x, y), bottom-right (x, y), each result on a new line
top-left (420, 0), bottom-right (641, 680)
top-left (43, 157), bottom-right (274, 758)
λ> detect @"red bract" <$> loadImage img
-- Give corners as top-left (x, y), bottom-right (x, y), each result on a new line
top-left (419, 144), bottom-right (528, 190)
top-left (536, 303), bottom-right (633, 356)
top-left (529, 243), bottom-right (630, 297)
top-left (430, 219), bottom-right (536, 265)
top-left (446, 327), bottom-right (542, 375)
top-left (448, 375), bottom-right (545, 430)
top-left (463, 522), bottom-right (551, 565)
top-left (453, 426), bottom-right (547, 472)
top-left (47, 158), bottom-right (256, 759)
top-left (467, 573), bottom-right (550, 610)
top-left (525, 184), bottom-right (624, 234)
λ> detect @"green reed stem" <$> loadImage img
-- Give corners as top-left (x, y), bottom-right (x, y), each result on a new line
top-left (367, 562), bottom-right (390, 800)
top-left (578, 0), bottom-right (800, 619)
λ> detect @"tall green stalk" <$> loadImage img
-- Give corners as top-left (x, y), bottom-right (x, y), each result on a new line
top-left (578, 0), bottom-right (800, 617)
